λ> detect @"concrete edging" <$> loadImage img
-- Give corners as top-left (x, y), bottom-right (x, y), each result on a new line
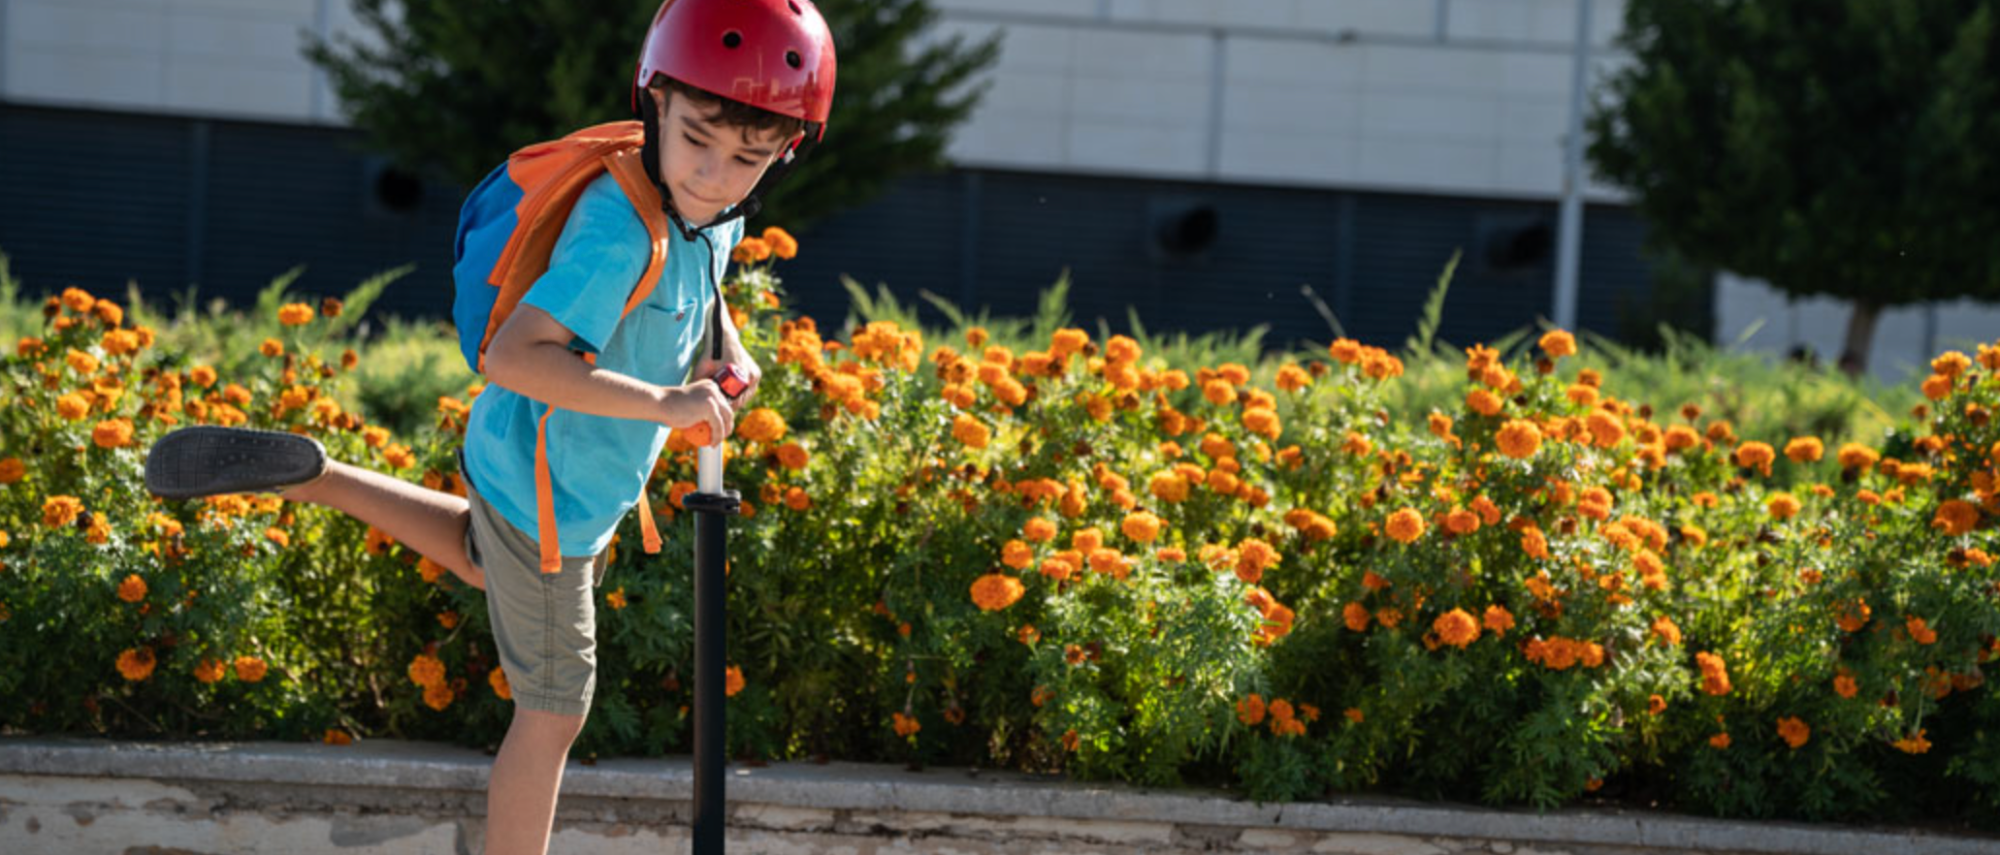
top-left (0, 737), bottom-right (1996, 855)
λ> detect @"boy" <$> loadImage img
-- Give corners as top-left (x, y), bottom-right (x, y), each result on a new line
top-left (142, 1), bottom-right (835, 852)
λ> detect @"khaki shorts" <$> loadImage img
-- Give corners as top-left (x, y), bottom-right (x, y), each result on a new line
top-left (461, 461), bottom-right (607, 717)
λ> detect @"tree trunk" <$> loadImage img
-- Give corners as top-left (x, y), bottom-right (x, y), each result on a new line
top-left (1837, 298), bottom-right (1883, 377)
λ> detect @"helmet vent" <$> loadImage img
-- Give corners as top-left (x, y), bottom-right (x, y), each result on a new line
top-left (788, 1), bottom-right (802, 14)
top-left (722, 30), bottom-right (743, 48)
top-left (785, 50), bottom-right (803, 69)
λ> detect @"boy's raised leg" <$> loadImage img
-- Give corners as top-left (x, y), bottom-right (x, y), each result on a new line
top-left (483, 709), bottom-right (588, 855)
top-left (281, 461), bottom-right (485, 590)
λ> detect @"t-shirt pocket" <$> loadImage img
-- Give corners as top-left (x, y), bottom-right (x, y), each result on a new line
top-left (632, 295), bottom-right (706, 384)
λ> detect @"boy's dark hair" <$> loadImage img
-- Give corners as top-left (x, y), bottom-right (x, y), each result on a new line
top-left (654, 78), bottom-right (809, 143)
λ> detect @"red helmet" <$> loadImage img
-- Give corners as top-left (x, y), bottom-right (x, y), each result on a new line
top-left (632, 0), bottom-right (837, 141)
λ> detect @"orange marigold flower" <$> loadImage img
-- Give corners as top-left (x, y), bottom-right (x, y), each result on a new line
top-left (1784, 437), bottom-right (1824, 463)
top-left (1243, 407), bottom-right (1281, 440)
top-left (1836, 598), bottom-right (1872, 633)
top-left (1202, 379), bottom-right (1237, 406)
top-left (1696, 652), bottom-right (1732, 696)
top-left (1023, 517), bottom-right (1057, 542)
top-left (324, 728), bottom-right (353, 746)
top-left (970, 573), bottom-right (1026, 612)
top-left (1648, 694), bottom-right (1668, 716)
top-left (1734, 441), bottom-right (1776, 476)
top-left (1467, 388), bottom-right (1504, 417)
top-left (1651, 615), bottom-right (1682, 646)
top-left (1586, 411), bottom-right (1626, 447)
top-left (56, 392), bottom-right (92, 421)
top-left (1148, 471), bottom-right (1190, 504)
top-left (117, 573), bottom-right (148, 603)
top-left (1343, 602), bottom-right (1371, 632)
top-left (265, 527), bottom-right (290, 548)
top-left (1933, 499), bottom-right (1979, 536)
top-left (1434, 608), bottom-right (1479, 648)
top-left (1121, 511), bottom-right (1163, 544)
top-left (188, 365), bottom-right (218, 388)
top-left (62, 286), bottom-right (97, 313)
top-left (408, 653), bottom-right (446, 688)
top-left (116, 647), bottom-right (157, 681)
top-left (1236, 694), bottom-right (1267, 726)
top-left (1566, 384), bottom-right (1599, 407)
top-left (423, 683), bottom-right (455, 711)
top-left (194, 657), bottom-right (227, 684)
top-left (1155, 547), bottom-right (1186, 563)
top-left (1039, 556), bottom-right (1075, 581)
top-left (1907, 616), bottom-right (1938, 645)
top-left (234, 655), bottom-right (268, 683)
top-left (1834, 674), bottom-right (1859, 699)
top-left (1776, 716), bottom-right (1811, 749)
top-left (1496, 419), bottom-right (1542, 459)
top-left (1483, 605), bottom-right (1515, 636)
top-left (1002, 539), bottom-right (1035, 570)
top-left (606, 587), bottom-right (628, 610)
top-left (1893, 729), bottom-right (1932, 755)
top-left (1832, 443), bottom-right (1880, 471)
top-left (1767, 493), bottom-right (1802, 521)
top-left (1385, 507), bottom-right (1426, 544)
top-left (1275, 364), bottom-right (1312, 392)
top-left (43, 495), bottom-right (85, 528)
top-left (490, 666), bottom-right (512, 699)
top-left (761, 226), bottom-right (799, 259)
top-left (1921, 374), bottom-right (1953, 401)
top-left (774, 442), bottom-right (810, 470)
top-left (725, 665), bottom-right (745, 697)
top-left (731, 237), bottom-right (772, 263)
top-left (737, 408), bottom-right (787, 443)
top-left (277, 303), bottom-right (315, 326)
top-left (1539, 329), bottom-right (1577, 358)
top-left (259, 338), bottom-right (284, 358)
top-left (1235, 538), bottom-right (1280, 583)
top-left (1710, 732), bottom-right (1732, 750)
top-left (0, 458), bottom-right (22, 484)
top-left (951, 413), bottom-right (991, 449)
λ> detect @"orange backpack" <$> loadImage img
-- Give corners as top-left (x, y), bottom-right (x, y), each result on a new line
top-left (452, 120), bottom-right (681, 572)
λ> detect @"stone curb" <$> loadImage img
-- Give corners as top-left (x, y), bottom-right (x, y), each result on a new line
top-left (1, 737), bottom-right (1995, 855)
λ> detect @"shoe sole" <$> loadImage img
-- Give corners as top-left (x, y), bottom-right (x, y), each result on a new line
top-left (145, 426), bottom-right (328, 499)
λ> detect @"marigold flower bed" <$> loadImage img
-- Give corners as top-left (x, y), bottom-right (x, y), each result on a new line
top-left (0, 236), bottom-right (1994, 830)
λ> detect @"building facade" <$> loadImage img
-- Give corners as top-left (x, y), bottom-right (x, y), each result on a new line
top-left (2, 0), bottom-right (1978, 372)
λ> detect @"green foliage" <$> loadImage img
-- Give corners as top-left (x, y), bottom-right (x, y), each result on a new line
top-left (1, 252), bottom-right (1996, 833)
top-left (303, 0), bottom-right (999, 228)
top-left (1587, 0), bottom-right (2000, 367)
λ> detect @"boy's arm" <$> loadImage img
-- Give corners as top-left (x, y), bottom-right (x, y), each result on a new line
top-left (484, 303), bottom-right (734, 442)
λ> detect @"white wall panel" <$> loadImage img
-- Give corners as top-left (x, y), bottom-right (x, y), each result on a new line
top-left (163, 59), bottom-right (313, 120)
top-left (1068, 119), bottom-right (1207, 177)
top-left (1294, 0), bottom-right (1437, 38)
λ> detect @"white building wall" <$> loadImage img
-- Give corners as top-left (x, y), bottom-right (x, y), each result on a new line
top-left (1716, 274), bottom-right (2000, 384)
top-left (925, 0), bottom-right (1631, 200)
top-left (4, 0), bottom-right (1992, 367)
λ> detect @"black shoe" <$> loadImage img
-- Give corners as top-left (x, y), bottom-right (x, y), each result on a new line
top-left (145, 426), bottom-right (329, 499)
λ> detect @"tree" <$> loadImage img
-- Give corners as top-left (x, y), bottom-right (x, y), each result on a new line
top-left (305, 0), bottom-right (998, 229)
top-left (1586, 1), bottom-right (2000, 374)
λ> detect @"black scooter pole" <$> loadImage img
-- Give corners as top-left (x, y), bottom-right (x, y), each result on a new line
top-left (685, 437), bottom-right (739, 854)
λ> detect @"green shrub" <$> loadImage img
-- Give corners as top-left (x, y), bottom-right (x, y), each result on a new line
top-left (0, 242), bottom-right (1993, 829)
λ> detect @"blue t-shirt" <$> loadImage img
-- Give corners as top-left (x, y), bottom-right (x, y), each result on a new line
top-left (464, 173), bottom-right (741, 556)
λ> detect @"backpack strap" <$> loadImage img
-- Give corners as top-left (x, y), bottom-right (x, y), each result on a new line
top-left (527, 143), bottom-right (673, 574)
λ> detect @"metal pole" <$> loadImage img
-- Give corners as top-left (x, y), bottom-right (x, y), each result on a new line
top-left (687, 443), bottom-right (739, 854)
top-left (1553, 0), bottom-right (1593, 331)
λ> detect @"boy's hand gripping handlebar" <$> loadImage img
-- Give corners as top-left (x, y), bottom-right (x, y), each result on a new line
top-left (684, 365), bottom-right (747, 495)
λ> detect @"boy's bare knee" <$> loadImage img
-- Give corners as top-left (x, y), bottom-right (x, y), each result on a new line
top-left (513, 707), bottom-right (587, 741)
